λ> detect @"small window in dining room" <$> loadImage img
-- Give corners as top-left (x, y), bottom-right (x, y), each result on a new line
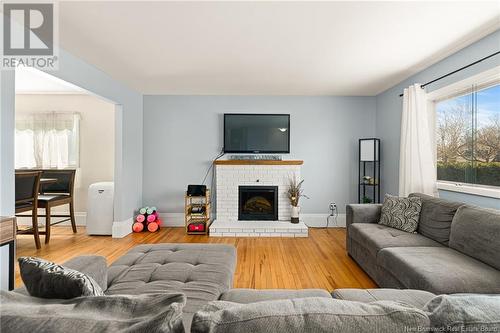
top-left (15, 112), bottom-right (80, 169)
top-left (435, 83), bottom-right (500, 187)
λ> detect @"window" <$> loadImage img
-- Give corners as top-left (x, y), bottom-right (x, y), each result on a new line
top-left (15, 112), bottom-right (80, 169)
top-left (435, 82), bottom-right (499, 188)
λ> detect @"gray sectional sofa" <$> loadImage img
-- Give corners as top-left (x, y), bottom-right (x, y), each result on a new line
top-left (5, 239), bottom-right (500, 332)
top-left (346, 193), bottom-right (500, 294)
top-left (5, 195), bottom-right (500, 332)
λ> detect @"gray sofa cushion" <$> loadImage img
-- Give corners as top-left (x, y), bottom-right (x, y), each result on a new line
top-left (61, 255), bottom-right (108, 291)
top-left (0, 290), bottom-right (186, 333)
top-left (332, 288), bottom-right (436, 309)
top-left (449, 205), bottom-right (500, 270)
top-left (409, 193), bottom-right (463, 245)
top-left (377, 247), bottom-right (500, 294)
top-left (106, 243), bottom-right (236, 331)
top-left (423, 294), bottom-right (500, 331)
top-left (349, 223), bottom-right (442, 258)
top-left (220, 289), bottom-right (332, 303)
top-left (18, 257), bottom-right (104, 299)
top-left (346, 203), bottom-right (382, 252)
top-left (191, 298), bottom-right (430, 333)
top-left (346, 204), bottom-right (383, 226)
top-left (379, 194), bottom-right (422, 232)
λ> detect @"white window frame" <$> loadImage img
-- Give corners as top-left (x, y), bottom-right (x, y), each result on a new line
top-left (427, 66), bottom-right (500, 199)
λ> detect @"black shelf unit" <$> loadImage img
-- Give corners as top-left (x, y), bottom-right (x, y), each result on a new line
top-left (358, 138), bottom-right (381, 204)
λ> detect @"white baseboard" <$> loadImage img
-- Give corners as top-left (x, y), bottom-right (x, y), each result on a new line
top-left (158, 213), bottom-right (185, 227)
top-left (112, 213), bottom-right (184, 238)
top-left (112, 218), bottom-right (133, 238)
top-left (16, 212), bottom-right (87, 226)
top-left (301, 213), bottom-right (346, 228)
top-left (16, 211), bottom-right (344, 238)
top-left (18, 212), bottom-right (133, 238)
top-left (157, 212), bottom-right (345, 228)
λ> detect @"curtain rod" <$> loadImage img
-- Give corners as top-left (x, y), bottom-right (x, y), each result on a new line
top-left (398, 50), bottom-right (500, 97)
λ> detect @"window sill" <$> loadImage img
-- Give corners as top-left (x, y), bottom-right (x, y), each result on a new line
top-left (437, 182), bottom-right (500, 199)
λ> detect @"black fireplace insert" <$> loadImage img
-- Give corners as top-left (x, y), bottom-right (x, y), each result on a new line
top-left (238, 186), bottom-right (278, 221)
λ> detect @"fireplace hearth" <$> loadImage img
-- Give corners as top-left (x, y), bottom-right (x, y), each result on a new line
top-left (239, 186), bottom-right (278, 221)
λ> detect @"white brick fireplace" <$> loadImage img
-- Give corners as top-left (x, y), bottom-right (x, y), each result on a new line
top-left (210, 160), bottom-right (308, 237)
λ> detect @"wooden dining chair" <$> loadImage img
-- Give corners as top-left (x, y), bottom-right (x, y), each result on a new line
top-left (37, 169), bottom-right (77, 244)
top-left (15, 171), bottom-right (42, 249)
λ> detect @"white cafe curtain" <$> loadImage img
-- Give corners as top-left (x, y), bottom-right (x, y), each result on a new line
top-left (399, 84), bottom-right (437, 197)
top-left (15, 112), bottom-right (80, 169)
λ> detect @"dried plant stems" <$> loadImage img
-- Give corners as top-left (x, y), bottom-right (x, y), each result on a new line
top-left (287, 178), bottom-right (309, 207)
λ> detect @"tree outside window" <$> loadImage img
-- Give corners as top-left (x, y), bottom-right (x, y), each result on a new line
top-left (436, 84), bottom-right (500, 187)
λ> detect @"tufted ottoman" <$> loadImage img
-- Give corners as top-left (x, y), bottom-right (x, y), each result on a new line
top-left (105, 243), bottom-right (237, 330)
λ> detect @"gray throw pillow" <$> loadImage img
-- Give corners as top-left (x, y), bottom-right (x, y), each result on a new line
top-left (18, 257), bottom-right (104, 299)
top-left (423, 294), bottom-right (500, 332)
top-left (378, 194), bottom-right (422, 232)
top-left (191, 297), bottom-right (430, 333)
top-left (0, 290), bottom-right (186, 333)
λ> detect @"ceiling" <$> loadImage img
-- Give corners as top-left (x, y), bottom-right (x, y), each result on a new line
top-left (58, 1), bottom-right (500, 96)
top-left (15, 67), bottom-right (87, 94)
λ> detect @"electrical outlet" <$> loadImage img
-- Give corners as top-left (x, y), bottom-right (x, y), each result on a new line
top-left (329, 202), bottom-right (337, 213)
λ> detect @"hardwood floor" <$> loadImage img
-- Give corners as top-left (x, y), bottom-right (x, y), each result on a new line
top-left (15, 226), bottom-right (376, 291)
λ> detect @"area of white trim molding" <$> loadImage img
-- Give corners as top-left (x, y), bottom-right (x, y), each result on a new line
top-left (437, 182), bottom-right (500, 199)
top-left (112, 218), bottom-right (133, 238)
top-left (17, 212), bottom-right (346, 238)
top-left (426, 65), bottom-right (500, 101)
top-left (17, 212), bottom-right (137, 238)
top-left (158, 213), bottom-right (184, 227)
top-left (16, 212), bottom-right (87, 226)
top-left (300, 213), bottom-right (346, 228)
top-left (158, 212), bottom-right (346, 228)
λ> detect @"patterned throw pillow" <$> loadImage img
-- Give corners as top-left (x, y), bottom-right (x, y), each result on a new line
top-left (378, 194), bottom-right (422, 232)
top-left (18, 257), bottom-right (104, 299)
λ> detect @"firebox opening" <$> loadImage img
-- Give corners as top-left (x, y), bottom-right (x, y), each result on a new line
top-left (238, 186), bottom-right (278, 221)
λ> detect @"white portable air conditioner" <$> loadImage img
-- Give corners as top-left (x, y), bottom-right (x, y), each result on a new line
top-left (86, 182), bottom-right (114, 235)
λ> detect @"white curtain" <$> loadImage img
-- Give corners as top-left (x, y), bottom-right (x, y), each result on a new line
top-left (399, 84), bottom-right (437, 197)
top-left (15, 112), bottom-right (80, 169)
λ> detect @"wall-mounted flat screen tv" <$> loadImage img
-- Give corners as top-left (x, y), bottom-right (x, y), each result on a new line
top-left (223, 114), bottom-right (290, 153)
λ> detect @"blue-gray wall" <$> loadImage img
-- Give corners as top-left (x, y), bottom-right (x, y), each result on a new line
top-left (143, 96), bottom-right (376, 214)
top-left (375, 29), bottom-right (500, 209)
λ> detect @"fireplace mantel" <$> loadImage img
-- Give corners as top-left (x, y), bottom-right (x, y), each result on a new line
top-left (214, 160), bottom-right (303, 166)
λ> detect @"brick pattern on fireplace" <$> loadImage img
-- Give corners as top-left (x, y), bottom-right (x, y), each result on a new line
top-left (215, 164), bottom-right (301, 222)
top-left (209, 220), bottom-right (308, 237)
